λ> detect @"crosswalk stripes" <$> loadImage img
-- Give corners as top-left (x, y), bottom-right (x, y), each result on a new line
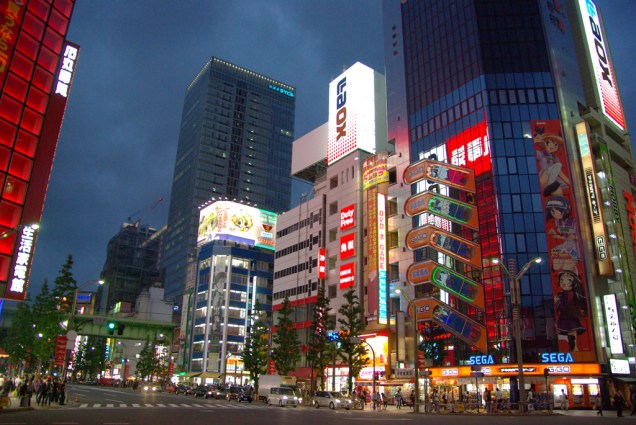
top-left (74, 402), bottom-right (273, 409)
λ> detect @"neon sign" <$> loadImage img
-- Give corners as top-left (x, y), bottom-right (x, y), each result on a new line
top-left (540, 352), bottom-right (574, 363)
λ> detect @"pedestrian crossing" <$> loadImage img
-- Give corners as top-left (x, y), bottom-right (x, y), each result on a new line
top-left (75, 402), bottom-right (271, 409)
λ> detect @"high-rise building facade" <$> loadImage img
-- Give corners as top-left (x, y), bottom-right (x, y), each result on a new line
top-left (97, 223), bottom-right (165, 314)
top-left (385, 0), bottom-right (635, 407)
top-left (163, 58), bottom-right (296, 306)
top-left (0, 0), bottom-right (77, 301)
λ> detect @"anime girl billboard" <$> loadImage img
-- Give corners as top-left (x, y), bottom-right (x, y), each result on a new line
top-left (532, 120), bottom-right (594, 361)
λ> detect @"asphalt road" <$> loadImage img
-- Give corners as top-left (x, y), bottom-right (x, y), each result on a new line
top-left (0, 385), bottom-right (630, 425)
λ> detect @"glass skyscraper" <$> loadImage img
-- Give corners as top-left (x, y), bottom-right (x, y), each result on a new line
top-left (386, 0), bottom-right (635, 406)
top-left (163, 57), bottom-right (295, 306)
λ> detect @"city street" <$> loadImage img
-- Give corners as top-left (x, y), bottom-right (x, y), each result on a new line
top-left (0, 385), bottom-right (632, 425)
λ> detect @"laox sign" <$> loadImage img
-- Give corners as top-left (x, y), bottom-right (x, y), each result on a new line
top-left (340, 204), bottom-right (355, 231)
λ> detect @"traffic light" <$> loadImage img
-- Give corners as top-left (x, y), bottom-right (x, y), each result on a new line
top-left (107, 321), bottom-right (116, 335)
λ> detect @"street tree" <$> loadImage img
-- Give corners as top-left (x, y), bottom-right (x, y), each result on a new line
top-left (306, 284), bottom-right (334, 391)
top-left (271, 297), bottom-right (300, 375)
top-left (3, 295), bottom-right (37, 372)
top-left (337, 288), bottom-right (369, 394)
top-left (136, 338), bottom-right (160, 381)
top-left (31, 279), bottom-right (61, 369)
top-left (242, 302), bottom-right (270, 394)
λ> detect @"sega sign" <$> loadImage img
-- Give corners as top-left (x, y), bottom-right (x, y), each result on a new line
top-left (540, 352), bottom-right (574, 363)
top-left (469, 355), bottom-right (495, 365)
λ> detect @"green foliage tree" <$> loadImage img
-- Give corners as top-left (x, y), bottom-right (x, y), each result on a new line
top-left (306, 284), bottom-right (335, 391)
top-left (3, 295), bottom-right (37, 372)
top-left (72, 336), bottom-right (106, 379)
top-left (271, 297), bottom-right (300, 375)
top-left (337, 289), bottom-right (369, 394)
top-left (31, 280), bottom-right (61, 369)
top-left (136, 339), bottom-right (160, 381)
top-left (242, 302), bottom-right (270, 394)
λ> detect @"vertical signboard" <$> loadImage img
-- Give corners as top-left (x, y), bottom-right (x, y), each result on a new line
top-left (531, 120), bottom-right (594, 362)
top-left (577, 0), bottom-right (626, 130)
top-left (327, 62), bottom-right (376, 165)
top-left (366, 185), bottom-right (378, 314)
top-left (318, 248), bottom-right (326, 279)
top-left (575, 122), bottom-right (612, 275)
top-left (378, 193), bottom-right (387, 325)
top-left (603, 294), bottom-right (623, 354)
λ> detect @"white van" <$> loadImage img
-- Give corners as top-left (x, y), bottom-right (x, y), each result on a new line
top-left (267, 387), bottom-right (300, 407)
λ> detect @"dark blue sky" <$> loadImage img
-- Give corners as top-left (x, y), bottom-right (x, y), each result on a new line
top-left (25, 1), bottom-right (636, 297)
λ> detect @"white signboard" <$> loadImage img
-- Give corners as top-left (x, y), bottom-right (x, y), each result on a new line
top-left (603, 294), bottom-right (623, 354)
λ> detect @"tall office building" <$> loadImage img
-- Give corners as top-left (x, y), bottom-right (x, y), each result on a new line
top-left (0, 0), bottom-right (77, 301)
top-left (96, 223), bottom-right (165, 314)
top-left (385, 0), bottom-right (635, 407)
top-left (163, 58), bottom-right (296, 306)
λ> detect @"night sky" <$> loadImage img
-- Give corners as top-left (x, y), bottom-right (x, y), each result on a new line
top-left (24, 1), bottom-right (636, 299)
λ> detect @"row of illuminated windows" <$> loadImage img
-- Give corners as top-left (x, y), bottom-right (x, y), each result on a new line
top-left (272, 281), bottom-right (317, 302)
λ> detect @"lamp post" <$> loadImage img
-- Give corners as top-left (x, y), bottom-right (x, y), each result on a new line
top-left (351, 337), bottom-right (375, 404)
top-left (493, 257), bottom-right (541, 413)
top-left (63, 279), bottom-right (104, 380)
top-left (395, 288), bottom-right (421, 413)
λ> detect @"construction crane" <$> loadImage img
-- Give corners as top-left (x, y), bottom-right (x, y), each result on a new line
top-left (126, 197), bottom-right (164, 228)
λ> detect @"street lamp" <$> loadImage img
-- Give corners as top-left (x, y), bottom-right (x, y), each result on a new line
top-left (493, 257), bottom-right (541, 413)
top-left (395, 288), bottom-right (421, 413)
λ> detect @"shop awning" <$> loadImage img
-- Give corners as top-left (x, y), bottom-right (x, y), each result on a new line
top-left (199, 372), bottom-right (221, 379)
top-left (183, 372), bottom-right (202, 378)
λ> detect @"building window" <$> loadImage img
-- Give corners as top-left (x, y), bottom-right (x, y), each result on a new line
top-left (330, 176), bottom-right (338, 189)
top-left (329, 228), bottom-right (338, 243)
top-left (329, 201), bottom-right (338, 216)
top-left (328, 256), bottom-right (337, 270)
top-left (328, 285), bottom-right (337, 299)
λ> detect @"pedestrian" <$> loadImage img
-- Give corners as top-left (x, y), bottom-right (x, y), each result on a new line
top-left (26, 377), bottom-right (34, 407)
top-left (484, 388), bottom-right (492, 414)
top-left (560, 389), bottom-right (569, 411)
top-left (373, 390), bottom-right (381, 410)
top-left (58, 380), bottom-right (66, 405)
top-left (614, 390), bottom-right (625, 417)
top-left (495, 387), bottom-right (502, 413)
top-left (410, 390), bottom-right (415, 409)
top-left (630, 390), bottom-right (636, 416)
top-left (395, 388), bottom-right (403, 409)
top-left (381, 392), bottom-right (387, 410)
top-left (595, 395), bottom-right (603, 416)
top-left (18, 380), bottom-right (27, 407)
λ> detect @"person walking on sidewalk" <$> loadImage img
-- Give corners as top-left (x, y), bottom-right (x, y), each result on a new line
top-left (560, 389), bottom-right (569, 411)
top-left (630, 390), bottom-right (636, 416)
top-left (395, 388), bottom-right (403, 409)
top-left (595, 395), bottom-right (603, 416)
top-left (614, 390), bottom-right (625, 417)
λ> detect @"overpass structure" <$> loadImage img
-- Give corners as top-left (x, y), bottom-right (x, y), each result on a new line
top-left (69, 314), bottom-right (176, 342)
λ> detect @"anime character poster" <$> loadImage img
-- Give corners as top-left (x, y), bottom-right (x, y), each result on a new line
top-left (532, 120), bottom-right (594, 361)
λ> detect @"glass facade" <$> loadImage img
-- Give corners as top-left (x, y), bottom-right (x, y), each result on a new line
top-left (400, 0), bottom-right (565, 363)
top-left (188, 241), bottom-right (273, 374)
top-left (163, 58), bottom-right (295, 304)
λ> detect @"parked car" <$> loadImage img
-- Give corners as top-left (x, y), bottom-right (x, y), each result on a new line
top-left (226, 386), bottom-right (242, 401)
top-left (313, 391), bottom-right (352, 410)
top-left (213, 387), bottom-right (228, 399)
top-left (267, 387), bottom-right (300, 407)
top-left (175, 385), bottom-right (193, 395)
top-left (193, 385), bottom-right (211, 398)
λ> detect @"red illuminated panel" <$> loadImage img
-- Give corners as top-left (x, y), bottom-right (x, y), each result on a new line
top-left (339, 263), bottom-right (355, 290)
top-left (0, 1), bottom-right (27, 91)
top-left (445, 121), bottom-right (491, 176)
top-left (318, 248), bottom-right (326, 279)
top-left (340, 204), bottom-right (355, 231)
top-left (340, 232), bottom-right (355, 260)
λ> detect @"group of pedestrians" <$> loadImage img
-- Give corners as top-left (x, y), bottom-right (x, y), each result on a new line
top-left (0, 375), bottom-right (66, 407)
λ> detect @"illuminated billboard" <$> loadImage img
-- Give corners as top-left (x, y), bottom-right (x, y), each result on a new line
top-left (445, 121), bottom-right (491, 177)
top-left (197, 201), bottom-right (276, 250)
top-left (327, 62), bottom-right (376, 165)
top-left (577, 0), bottom-right (626, 130)
top-left (532, 120), bottom-right (594, 362)
top-left (362, 152), bottom-right (389, 190)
